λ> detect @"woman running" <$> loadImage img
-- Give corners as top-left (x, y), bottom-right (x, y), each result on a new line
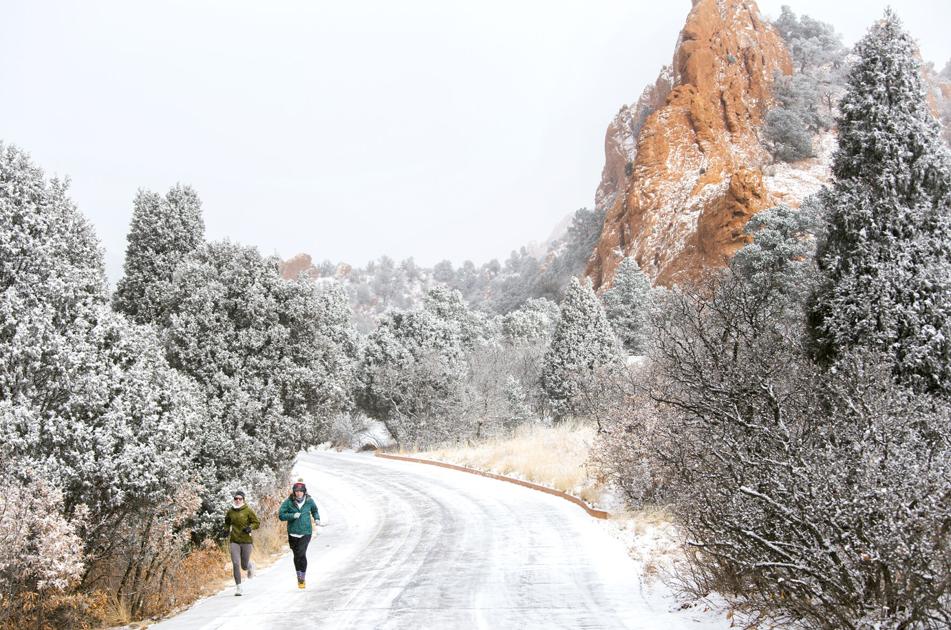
top-left (278, 480), bottom-right (322, 589)
top-left (224, 490), bottom-right (260, 596)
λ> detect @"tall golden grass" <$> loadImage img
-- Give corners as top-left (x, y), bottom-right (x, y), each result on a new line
top-left (417, 420), bottom-right (603, 504)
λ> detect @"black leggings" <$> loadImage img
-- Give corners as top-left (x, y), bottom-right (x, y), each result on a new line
top-left (289, 534), bottom-right (312, 573)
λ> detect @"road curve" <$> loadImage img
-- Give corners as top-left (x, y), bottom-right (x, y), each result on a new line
top-left (155, 451), bottom-right (728, 630)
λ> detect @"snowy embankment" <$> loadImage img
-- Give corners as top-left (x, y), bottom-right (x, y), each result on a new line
top-left (154, 451), bottom-right (730, 630)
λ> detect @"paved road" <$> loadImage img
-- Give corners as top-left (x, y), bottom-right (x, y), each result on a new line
top-left (155, 451), bottom-right (727, 629)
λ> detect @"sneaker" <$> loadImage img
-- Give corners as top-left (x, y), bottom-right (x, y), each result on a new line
top-left (235, 584), bottom-right (243, 596)
top-left (247, 561), bottom-right (255, 579)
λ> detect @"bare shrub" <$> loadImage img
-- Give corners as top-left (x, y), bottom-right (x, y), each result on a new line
top-left (0, 459), bottom-right (89, 629)
top-left (81, 483), bottom-right (201, 619)
top-left (613, 271), bottom-right (951, 628)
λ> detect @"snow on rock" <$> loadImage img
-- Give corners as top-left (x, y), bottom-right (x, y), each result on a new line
top-left (588, 0), bottom-right (793, 289)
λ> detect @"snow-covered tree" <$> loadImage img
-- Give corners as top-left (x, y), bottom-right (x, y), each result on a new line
top-left (163, 242), bottom-right (357, 511)
top-left (733, 203), bottom-right (818, 311)
top-left (765, 106), bottom-right (816, 161)
top-left (601, 257), bottom-right (653, 354)
top-left (501, 298), bottom-right (559, 343)
top-left (810, 10), bottom-right (951, 395)
top-left (767, 7), bottom-right (848, 162)
top-left (113, 185), bottom-right (204, 325)
top-left (774, 6), bottom-right (845, 74)
top-left (542, 277), bottom-right (621, 417)
top-left (423, 285), bottom-right (496, 348)
top-left (0, 145), bottom-right (207, 616)
top-left (357, 308), bottom-right (465, 446)
top-left (0, 144), bottom-right (106, 321)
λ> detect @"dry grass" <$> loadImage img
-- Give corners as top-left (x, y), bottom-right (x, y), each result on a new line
top-left (0, 591), bottom-right (107, 630)
top-left (415, 421), bottom-right (604, 505)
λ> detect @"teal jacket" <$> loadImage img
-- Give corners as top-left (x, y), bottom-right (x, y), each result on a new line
top-left (278, 495), bottom-right (320, 536)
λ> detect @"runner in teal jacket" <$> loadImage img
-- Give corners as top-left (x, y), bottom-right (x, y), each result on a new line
top-left (278, 480), bottom-right (322, 588)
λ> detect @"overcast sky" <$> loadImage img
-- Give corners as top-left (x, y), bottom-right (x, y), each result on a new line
top-left (2, 1), bottom-right (949, 282)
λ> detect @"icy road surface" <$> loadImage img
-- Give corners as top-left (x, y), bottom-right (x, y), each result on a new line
top-left (156, 451), bottom-right (728, 629)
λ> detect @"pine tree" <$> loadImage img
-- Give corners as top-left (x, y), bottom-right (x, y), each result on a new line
top-left (542, 277), bottom-right (621, 415)
top-left (113, 184), bottom-right (204, 325)
top-left (601, 257), bottom-right (653, 354)
top-left (810, 11), bottom-right (951, 395)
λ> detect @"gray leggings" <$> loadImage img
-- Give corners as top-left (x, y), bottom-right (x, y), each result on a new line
top-left (230, 543), bottom-right (253, 584)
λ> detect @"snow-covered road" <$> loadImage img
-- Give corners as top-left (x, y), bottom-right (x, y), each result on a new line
top-left (156, 451), bottom-right (728, 629)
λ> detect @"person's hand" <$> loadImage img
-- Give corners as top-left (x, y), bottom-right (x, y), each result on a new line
top-left (315, 520), bottom-right (327, 528)
top-left (293, 512), bottom-right (301, 519)
top-left (242, 526), bottom-right (253, 534)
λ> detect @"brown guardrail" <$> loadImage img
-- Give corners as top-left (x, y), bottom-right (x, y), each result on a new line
top-left (374, 451), bottom-right (610, 519)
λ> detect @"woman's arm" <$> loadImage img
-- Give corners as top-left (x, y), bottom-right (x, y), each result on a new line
top-left (310, 499), bottom-right (320, 522)
top-left (278, 499), bottom-right (294, 521)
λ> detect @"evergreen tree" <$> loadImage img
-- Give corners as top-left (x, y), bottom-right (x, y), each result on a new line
top-left (810, 10), bottom-right (951, 395)
top-left (423, 285), bottom-right (494, 349)
top-left (733, 203), bottom-right (818, 310)
top-left (0, 144), bottom-right (204, 571)
top-left (357, 307), bottom-right (465, 446)
top-left (767, 7), bottom-right (848, 162)
top-left (113, 184), bottom-right (204, 325)
top-left (542, 277), bottom-right (621, 415)
top-left (501, 298), bottom-right (559, 343)
top-left (162, 242), bottom-right (357, 518)
top-left (601, 257), bottom-right (653, 354)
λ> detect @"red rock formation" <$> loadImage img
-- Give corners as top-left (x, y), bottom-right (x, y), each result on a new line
top-left (279, 253), bottom-right (318, 280)
top-left (595, 68), bottom-right (673, 210)
top-left (588, 0), bottom-right (792, 288)
top-left (923, 62), bottom-right (951, 147)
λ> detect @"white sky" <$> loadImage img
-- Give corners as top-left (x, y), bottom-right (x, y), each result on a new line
top-left (2, 1), bottom-right (949, 283)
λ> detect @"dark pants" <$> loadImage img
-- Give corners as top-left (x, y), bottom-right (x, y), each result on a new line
top-left (289, 534), bottom-right (312, 574)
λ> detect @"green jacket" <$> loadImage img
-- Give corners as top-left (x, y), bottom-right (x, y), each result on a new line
top-left (278, 495), bottom-right (320, 536)
top-left (224, 503), bottom-right (260, 544)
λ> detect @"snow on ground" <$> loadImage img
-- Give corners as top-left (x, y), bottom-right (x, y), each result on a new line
top-left (154, 451), bottom-right (732, 630)
top-left (763, 131), bottom-right (835, 206)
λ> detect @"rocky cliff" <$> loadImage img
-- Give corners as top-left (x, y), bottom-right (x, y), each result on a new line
top-left (279, 253), bottom-right (318, 280)
top-left (588, 0), bottom-right (794, 288)
top-left (924, 62), bottom-right (951, 146)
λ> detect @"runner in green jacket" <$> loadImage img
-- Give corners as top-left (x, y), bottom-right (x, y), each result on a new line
top-left (224, 490), bottom-right (260, 596)
top-left (278, 480), bottom-right (322, 589)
